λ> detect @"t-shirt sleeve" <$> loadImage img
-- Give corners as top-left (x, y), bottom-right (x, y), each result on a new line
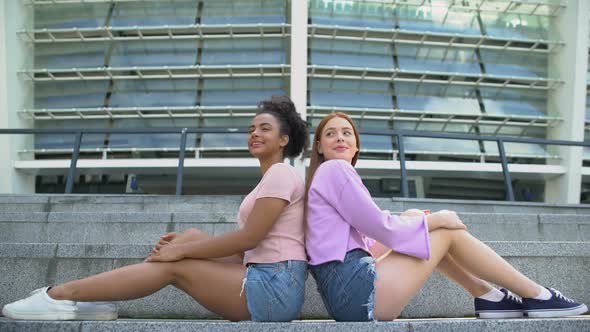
top-left (255, 164), bottom-right (296, 202)
top-left (312, 160), bottom-right (431, 260)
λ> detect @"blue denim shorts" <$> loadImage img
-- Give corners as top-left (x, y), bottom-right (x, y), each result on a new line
top-left (244, 260), bottom-right (307, 322)
top-left (309, 249), bottom-right (376, 321)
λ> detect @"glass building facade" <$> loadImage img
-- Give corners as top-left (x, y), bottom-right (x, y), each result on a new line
top-left (0, 0), bottom-right (588, 202)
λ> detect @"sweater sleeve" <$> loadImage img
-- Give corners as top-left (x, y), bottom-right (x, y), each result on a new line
top-left (313, 160), bottom-right (431, 260)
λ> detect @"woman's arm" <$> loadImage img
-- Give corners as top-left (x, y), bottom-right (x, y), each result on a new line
top-left (311, 160), bottom-right (431, 259)
top-left (146, 197), bottom-right (288, 262)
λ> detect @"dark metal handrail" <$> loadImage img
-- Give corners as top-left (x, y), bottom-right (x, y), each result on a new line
top-left (1, 127), bottom-right (589, 200)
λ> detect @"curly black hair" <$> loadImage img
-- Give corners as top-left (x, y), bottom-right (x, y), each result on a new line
top-left (257, 95), bottom-right (309, 158)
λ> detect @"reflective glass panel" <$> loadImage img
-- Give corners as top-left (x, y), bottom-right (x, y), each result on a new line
top-left (109, 40), bottom-right (197, 67)
top-left (480, 12), bottom-right (550, 40)
top-left (396, 5), bottom-right (481, 35)
top-left (202, 0), bottom-right (287, 24)
top-left (480, 88), bottom-right (547, 117)
top-left (35, 43), bottom-right (106, 69)
top-left (310, 39), bottom-right (394, 69)
top-left (480, 49), bottom-right (547, 78)
top-left (309, 0), bottom-right (395, 29)
top-left (202, 78), bottom-right (285, 106)
top-left (202, 38), bottom-right (286, 65)
top-left (109, 80), bottom-right (197, 108)
top-left (397, 45), bottom-right (481, 74)
top-left (310, 79), bottom-right (393, 109)
top-left (110, 1), bottom-right (198, 27)
top-left (34, 4), bottom-right (108, 29)
top-left (35, 81), bottom-right (109, 109)
top-left (395, 83), bottom-right (481, 115)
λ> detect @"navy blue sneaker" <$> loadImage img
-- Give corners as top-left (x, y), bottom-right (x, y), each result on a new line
top-left (475, 288), bottom-right (523, 319)
top-left (523, 287), bottom-right (588, 318)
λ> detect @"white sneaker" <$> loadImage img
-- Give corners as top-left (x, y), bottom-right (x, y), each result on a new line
top-left (1, 287), bottom-right (118, 320)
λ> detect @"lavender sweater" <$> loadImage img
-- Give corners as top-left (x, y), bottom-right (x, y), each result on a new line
top-left (306, 159), bottom-right (431, 265)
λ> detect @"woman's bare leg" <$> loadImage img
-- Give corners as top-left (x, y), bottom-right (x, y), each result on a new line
top-left (374, 228), bottom-right (541, 320)
top-left (400, 210), bottom-right (491, 297)
top-left (47, 259), bottom-right (250, 321)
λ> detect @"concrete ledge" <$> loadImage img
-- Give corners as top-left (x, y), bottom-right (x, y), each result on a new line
top-left (0, 317), bottom-right (589, 332)
top-left (0, 242), bottom-right (588, 319)
top-left (47, 212), bottom-right (172, 223)
top-left (0, 242), bottom-right (588, 259)
top-left (2, 213), bottom-right (588, 244)
top-left (1, 195), bottom-right (589, 214)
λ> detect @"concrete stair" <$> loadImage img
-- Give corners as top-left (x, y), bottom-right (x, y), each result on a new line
top-left (1, 317), bottom-right (590, 332)
top-left (0, 195), bottom-right (589, 325)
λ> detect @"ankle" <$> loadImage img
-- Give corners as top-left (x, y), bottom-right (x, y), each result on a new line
top-left (472, 284), bottom-right (494, 298)
top-left (520, 285), bottom-right (541, 299)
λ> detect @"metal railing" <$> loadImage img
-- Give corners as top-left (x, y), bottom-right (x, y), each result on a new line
top-left (1, 127), bottom-right (589, 200)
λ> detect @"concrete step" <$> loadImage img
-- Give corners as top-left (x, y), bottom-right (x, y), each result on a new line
top-left (0, 242), bottom-right (588, 319)
top-left (1, 212), bottom-right (588, 244)
top-left (1, 317), bottom-right (589, 332)
top-left (1, 195), bottom-right (590, 215)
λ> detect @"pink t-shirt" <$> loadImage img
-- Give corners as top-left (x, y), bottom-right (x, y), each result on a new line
top-left (237, 162), bottom-right (307, 264)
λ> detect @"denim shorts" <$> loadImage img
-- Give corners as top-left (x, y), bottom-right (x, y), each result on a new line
top-left (244, 260), bottom-right (307, 322)
top-left (309, 249), bottom-right (376, 321)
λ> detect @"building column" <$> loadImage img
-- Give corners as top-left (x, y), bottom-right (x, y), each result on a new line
top-left (0, 2), bottom-right (35, 194)
top-left (289, 0), bottom-right (308, 178)
top-left (545, 0), bottom-right (589, 204)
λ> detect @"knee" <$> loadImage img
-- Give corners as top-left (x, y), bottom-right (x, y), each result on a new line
top-left (400, 209), bottom-right (425, 218)
top-left (430, 228), bottom-right (468, 242)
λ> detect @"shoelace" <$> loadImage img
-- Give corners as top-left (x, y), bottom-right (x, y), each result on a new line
top-left (505, 290), bottom-right (522, 304)
top-left (550, 288), bottom-right (576, 303)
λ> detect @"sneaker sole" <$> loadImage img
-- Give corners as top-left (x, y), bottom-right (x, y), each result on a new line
top-left (476, 310), bottom-right (524, 319)
top-left (525, 304), bottom-right (588, 318)
top-left (2, 306), bottom-right (118, 321)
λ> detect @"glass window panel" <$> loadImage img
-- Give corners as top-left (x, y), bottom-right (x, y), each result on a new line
top-left (586, 96), bottom-right (590, 121)
top-left (310, 39), bottom-right (394, 69)
top-left (202, 78), bottom-right (285, 106)
top-left (202, 0), bottom-right (287, 24)
top-left (202, 38), bottom-right (285, 65)
top-left (584, 147), bottom-right (590, 161)
top-left (396, 5), bottom-right (481, 35)
top-left (360, 134), bottom-right (393, 151)
top-left (109, 40), bottom-right (197, 67)
top-left (395, 83), bottom-right (481, 115)
top-left (110, 1), bottom-right (198, 27)
top-left (394, 121), bottom-right (473, 133)
top-left (35, 120), bottom-right (110, 149)
top-left (109, 80), bottom-right (197, 108)
top-left (310, 79), bottom-right (393, 109)
top-left (480, 49), bottom-right (547, 78)
top-left (108, 119), bottom-right (196, 149)
top-left (403, 137), bottom-right (480, 155)
top-left (479, 125), bottom-right (546, 138)
top-left (483, 141), bottom-right (551, 158)
top-left (396, 45), bottom-right (481, 74)
top-left (34, 4), bottom-right (108, 29)
top-left (480, 13), bottom-right (550, 40)
top-left (480, 88), bottom-right (547, 117)
top-left (202, 117), bottom-right (252, 127)
top-left (201, 133), bottom-right (247, 149)
top-left (35, 43), bottom-right (106, 69)
top-left (309, 0), bottom-right (395, 29)
top-left (356, 118), bottom-right (391, 130)
top-left (35, 81), bottom-right (108, 109)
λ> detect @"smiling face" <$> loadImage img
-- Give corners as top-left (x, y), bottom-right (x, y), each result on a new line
top-left (247, 113), bottom-right (289, 160)
top-left (317, 116), bottom-right (359, 164)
